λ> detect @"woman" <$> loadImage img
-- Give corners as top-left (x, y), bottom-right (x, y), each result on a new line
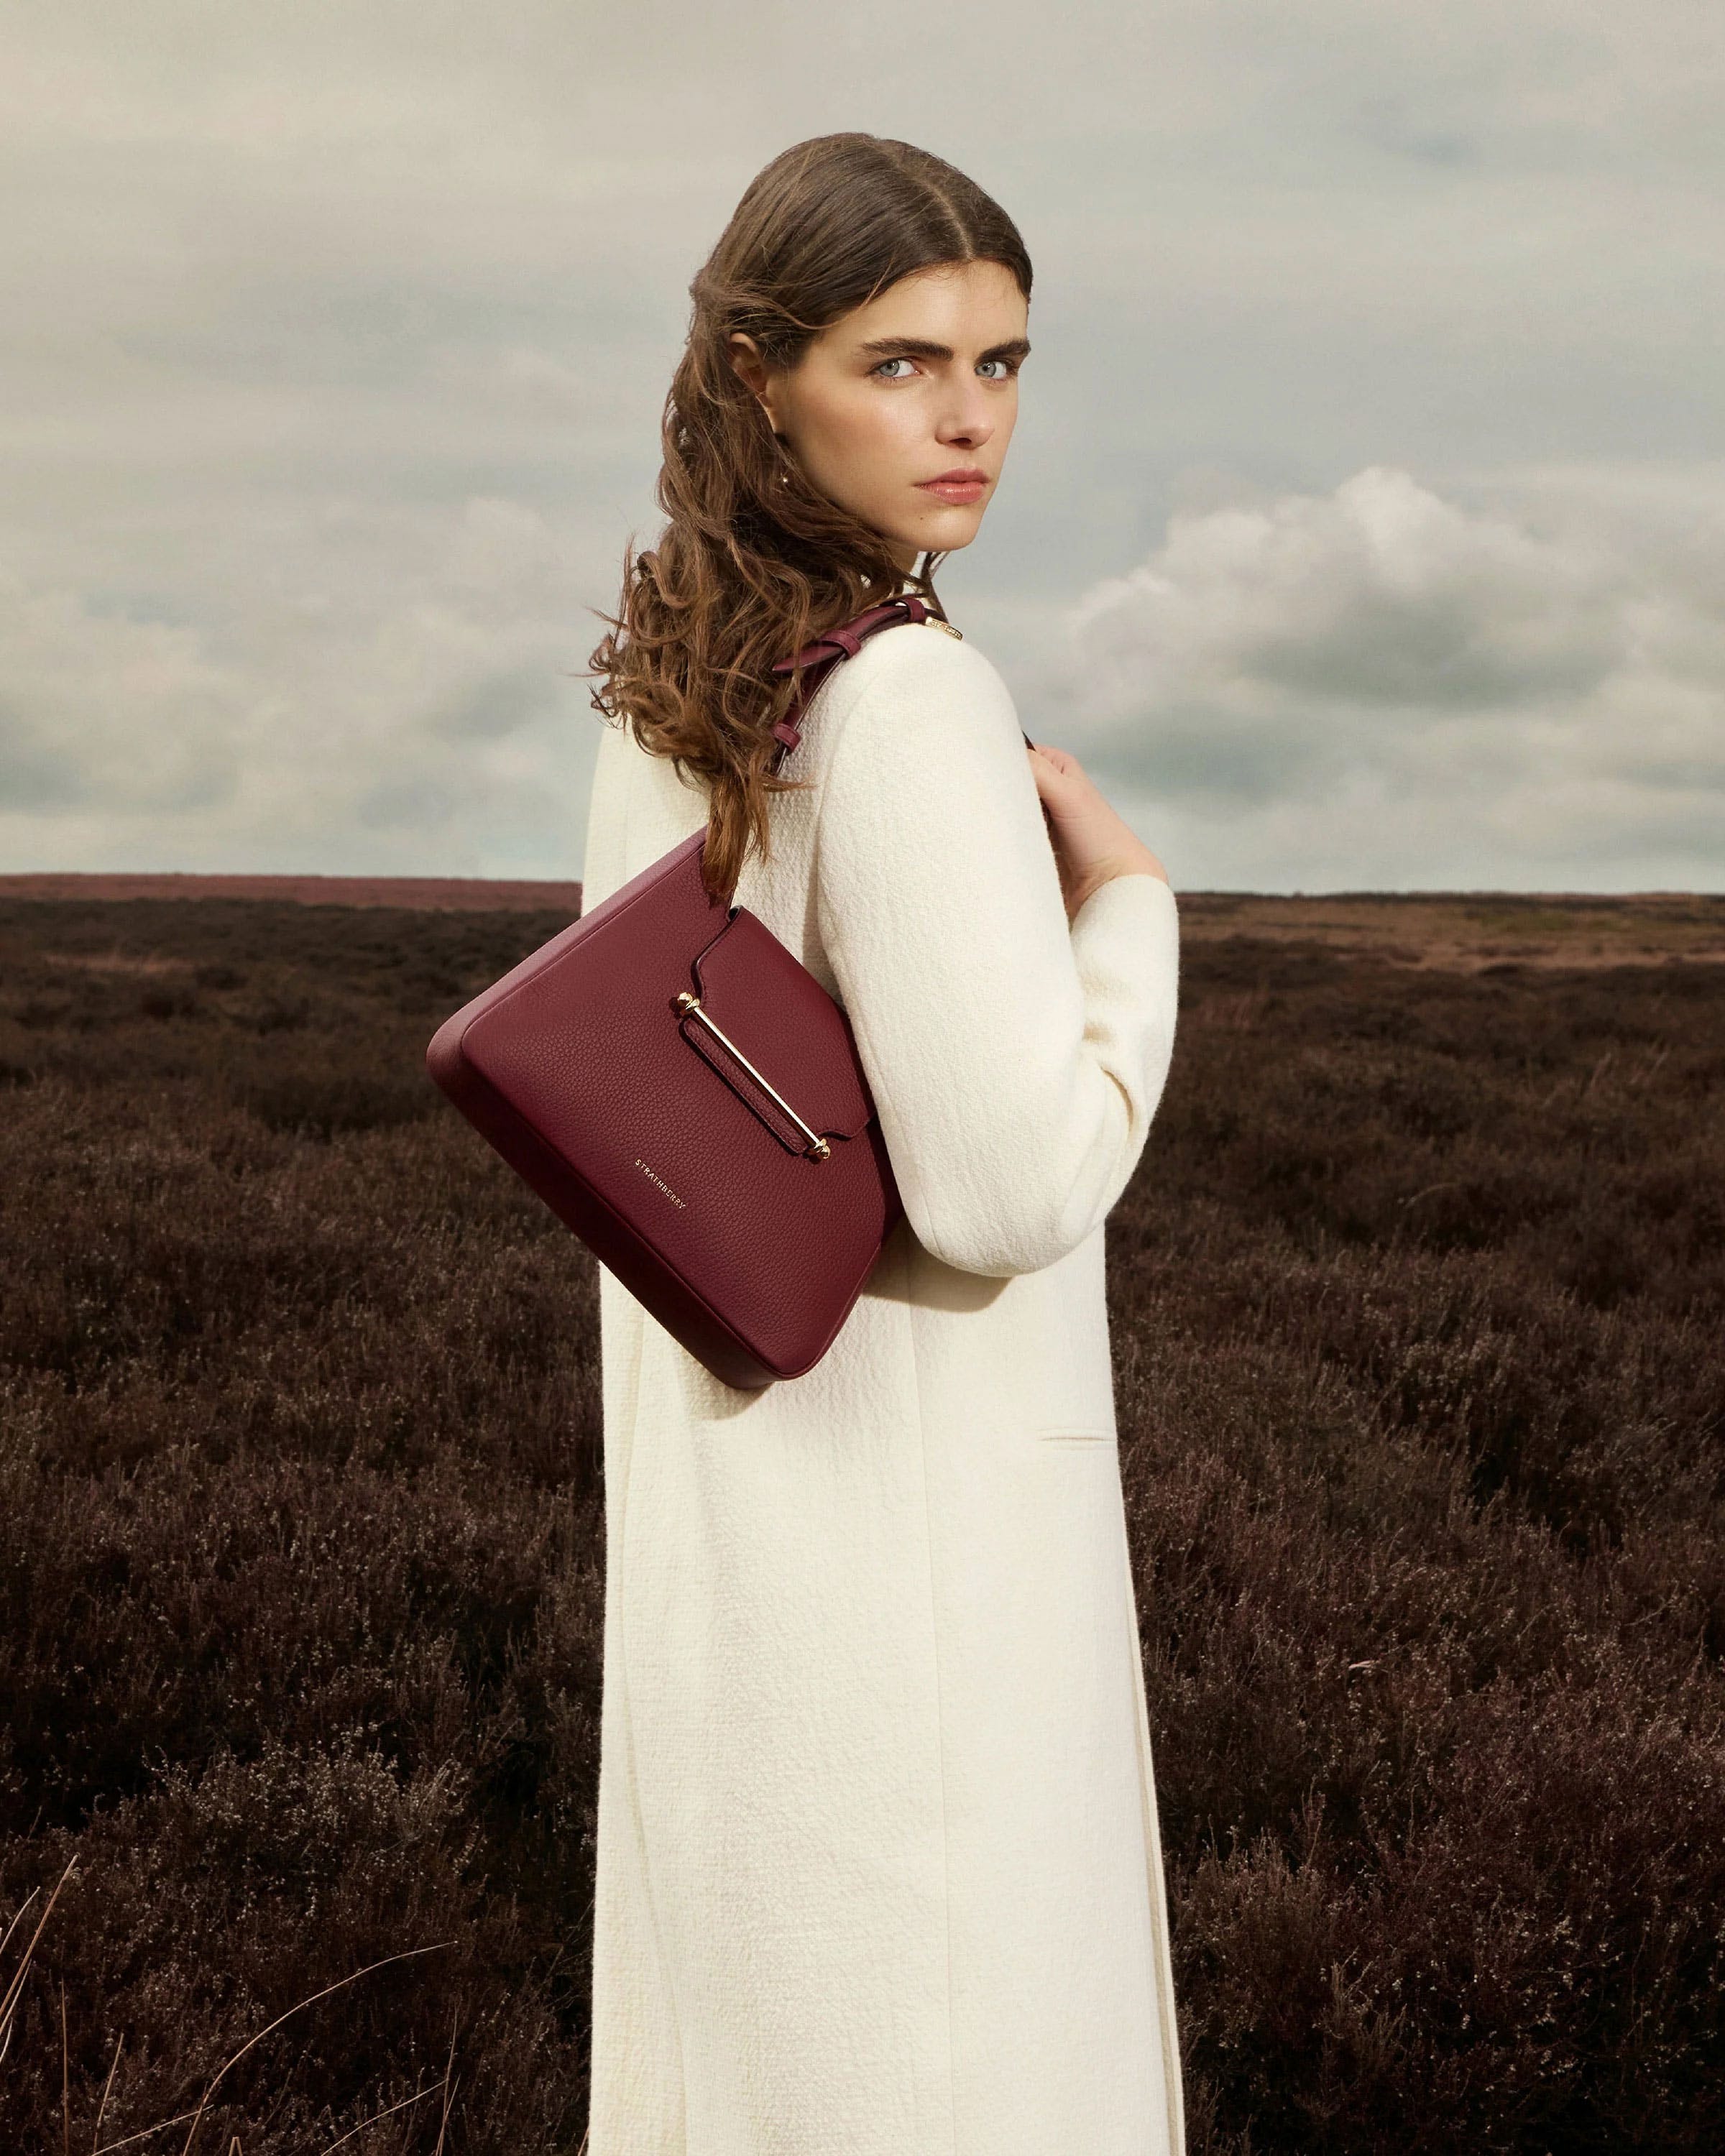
top-left (581, 134), bottom-right (1184, 2155)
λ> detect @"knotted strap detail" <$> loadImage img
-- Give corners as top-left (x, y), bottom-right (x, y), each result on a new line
top-left (766, 596), bottom-right (935, 760)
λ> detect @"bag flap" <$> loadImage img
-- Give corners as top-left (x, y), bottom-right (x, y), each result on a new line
top-left (686, 907), bottom-right (876, 1143)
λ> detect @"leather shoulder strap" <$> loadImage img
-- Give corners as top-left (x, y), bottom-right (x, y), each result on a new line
top-left (766, 596), bottom-right (945, 765)
top-left (766, 596), bottom-right (1036, 765)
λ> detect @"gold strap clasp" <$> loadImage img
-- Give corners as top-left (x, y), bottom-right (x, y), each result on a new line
top-left (675, 991), bottom-right (832, 1160)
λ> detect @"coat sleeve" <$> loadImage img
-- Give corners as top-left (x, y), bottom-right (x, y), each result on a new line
top-left (814, 630), bottom-right (1180, 1279)
top-left (579, 718), bottom-right (632, 916)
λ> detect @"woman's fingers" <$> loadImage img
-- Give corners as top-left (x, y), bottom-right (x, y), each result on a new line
top-left (1027, 741), bottom-right (1169, 894)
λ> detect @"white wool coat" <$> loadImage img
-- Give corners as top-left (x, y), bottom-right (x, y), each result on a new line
top-left (578, 617), bottom-right (1185, 2155)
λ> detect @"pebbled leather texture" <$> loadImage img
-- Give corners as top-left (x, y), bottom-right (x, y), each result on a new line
top-left (426, 599), bottom-right (930, 1389)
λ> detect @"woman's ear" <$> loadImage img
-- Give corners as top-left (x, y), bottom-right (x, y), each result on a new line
top-left (727, 333), bottom-right (779, 428)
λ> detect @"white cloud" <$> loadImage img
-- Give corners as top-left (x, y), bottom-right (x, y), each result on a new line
top-left (0, 497), bottom-right (604, 873)
top-left (1054, 464), bottom-right (1725, 888)
top-left (1071, 466), bottom-right (1627, 722)
top-left (0, 568), bottom-right (248, 812)
top-left (0, 1), bottom-right (1722, 884)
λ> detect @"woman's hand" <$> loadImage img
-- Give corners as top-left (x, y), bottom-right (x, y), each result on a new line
top-left (1025, 740), bottom-right (1169, 921)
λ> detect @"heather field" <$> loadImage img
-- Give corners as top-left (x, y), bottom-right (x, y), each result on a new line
top-left (1, 880), bottom-right (1721, 2154)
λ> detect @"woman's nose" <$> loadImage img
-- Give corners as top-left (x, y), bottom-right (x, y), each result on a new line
top-left (934, 386), bottom-right (995, 451)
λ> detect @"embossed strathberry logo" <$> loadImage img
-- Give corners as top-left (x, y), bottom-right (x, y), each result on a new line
top-left (634, 1156), bottom-right (686, 1208)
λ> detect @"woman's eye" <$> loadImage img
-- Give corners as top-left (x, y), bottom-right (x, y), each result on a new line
top-left (869, 354), bottom-right (1021, 382)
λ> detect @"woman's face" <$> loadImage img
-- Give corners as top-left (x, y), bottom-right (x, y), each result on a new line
top-left (729, 259), bottom-right (1029, 576)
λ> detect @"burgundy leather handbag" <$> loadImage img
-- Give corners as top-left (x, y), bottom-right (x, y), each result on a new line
top-left (426, 594), bottom-right (976, 1390)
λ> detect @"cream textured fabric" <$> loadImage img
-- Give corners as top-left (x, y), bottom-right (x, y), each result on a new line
top-left (579, 620), bottom-right (1185, 2155)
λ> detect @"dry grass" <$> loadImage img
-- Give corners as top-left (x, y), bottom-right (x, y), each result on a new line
top-left (0, 886), bottom-right (1721, 2151)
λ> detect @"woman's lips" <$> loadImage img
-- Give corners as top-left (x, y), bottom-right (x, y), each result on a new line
top-left (916, 476), bottom-right (988, 505)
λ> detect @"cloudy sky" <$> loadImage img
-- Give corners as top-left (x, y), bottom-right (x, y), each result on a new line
top-left (2, 0), bottom-right (1721, 893)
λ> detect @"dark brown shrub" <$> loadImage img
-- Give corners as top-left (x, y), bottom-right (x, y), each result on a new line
top-left (1, 893), bottom-right (1721, 2151)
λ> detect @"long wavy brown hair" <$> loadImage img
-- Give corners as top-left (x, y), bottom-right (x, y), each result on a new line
top-left (585, 133), bottom-right (1033, 905)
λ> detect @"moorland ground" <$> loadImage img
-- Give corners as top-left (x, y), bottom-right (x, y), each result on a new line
top-left (1, 880), bottom-right (1721, 2153)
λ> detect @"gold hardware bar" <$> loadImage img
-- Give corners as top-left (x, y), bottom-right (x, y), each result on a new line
top-left (675, 991), bottom-right (831, 1160)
